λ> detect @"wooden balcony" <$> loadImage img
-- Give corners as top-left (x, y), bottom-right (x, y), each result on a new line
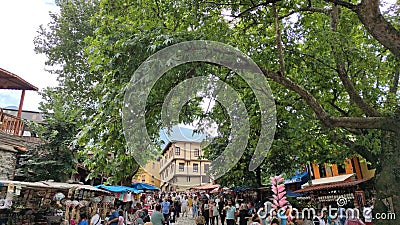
top-left (0, 108), bottom-right (24, 136)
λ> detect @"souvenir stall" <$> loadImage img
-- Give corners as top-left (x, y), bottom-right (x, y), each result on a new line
top-left (95, 185), bottom-right (144, 224)
top-left (0, 180), bottom-right (111, 225)
top-left (294, 178), bottom-right (373, 210)
top-left (131, 182), bottom-right (160, 209)
top-left (232, 186), bottom-right (258, 204)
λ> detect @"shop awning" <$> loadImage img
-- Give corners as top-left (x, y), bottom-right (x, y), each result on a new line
top-left (0, 67), bottom-right (38, 90)
top-left (131, 182), bottom-right (160, 191)
top-left (194, 183), bottom-right (220, 190)
top-left (0, 180), bottom-right (111, 194)
top-left (293, 177), bottom-right (372, 193)
top-left (302, 174), bottom-right (355, 188)
top-left (232, 186), bottom-right (254, 192)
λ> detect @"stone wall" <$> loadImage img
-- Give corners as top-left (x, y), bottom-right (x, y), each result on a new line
top-left (0, 148), bottom-right (17, 180)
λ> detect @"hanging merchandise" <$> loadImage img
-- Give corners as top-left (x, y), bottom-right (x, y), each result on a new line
top-left (71, 200), bottom-right (80, 223)
top-left (64, 200), bottom-right (72, 222)
top-left (0, 198), bottom-right (12, 209)
top-left (68, 188), bottom-right (74, 198)
top-left (15, 184), bottom-right (22, 196)
top-left (125, 192), bottom-right (132, 202)
top-left (7, 183), bottom-right (15, 193)
top-left (55, 192), bottom-right (66, 201)
top-left (91, 196), bottom-right (102, 218)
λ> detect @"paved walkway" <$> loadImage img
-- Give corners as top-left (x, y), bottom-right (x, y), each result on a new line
top-left (175, 215), bottom-right (196, 225)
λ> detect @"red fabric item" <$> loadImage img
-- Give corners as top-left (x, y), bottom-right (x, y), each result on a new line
top-left (347, 219), bottom-right (362, 225)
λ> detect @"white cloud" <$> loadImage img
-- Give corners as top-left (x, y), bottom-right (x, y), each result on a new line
top-left (0, 0), bottom-right (59, 111)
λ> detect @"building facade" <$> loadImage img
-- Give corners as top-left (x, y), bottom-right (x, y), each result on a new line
top-left (160, 140), bottom-right (212, 192)
top-left (133, 161), bottom-right (162, 188)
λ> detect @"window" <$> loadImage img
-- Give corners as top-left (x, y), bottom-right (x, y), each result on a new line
top-left (202, 175), bottom-right (210, 183)
top-left (151, 176), bottom-right (155, 183)
top-left (142, 175), bottom-right (146, 182)
top-left (175, 147), bottom-right (180, 155)
top-left (179, 163), bottom-right (185, 172)
top-left (204, 164), bottom-right (210, 173)
top-left (187, 176), bottom-right (191, 182)
top-left (193, 164), bottom-right (199, 172)
top-left (194, 148), bottom-right (200, 157)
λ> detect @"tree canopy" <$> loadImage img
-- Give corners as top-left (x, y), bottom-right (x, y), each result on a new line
top-left (36, 0), bottom-right (399, 221)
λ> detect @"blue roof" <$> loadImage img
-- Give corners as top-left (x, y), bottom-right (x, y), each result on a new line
top-left (286, 189), bottom-right (305, 197)
top-left (159, 126), bottom-right (207, 149)
top-left (284, 170), bottom-right (309, 185)
top-left (131, 182), bottom-right (160, 191)
top-left (95, 185), bottom-right (143, 194)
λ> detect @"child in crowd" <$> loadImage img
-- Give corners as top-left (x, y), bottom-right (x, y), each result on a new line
top-left (196, 212), bottom-right (207, 225)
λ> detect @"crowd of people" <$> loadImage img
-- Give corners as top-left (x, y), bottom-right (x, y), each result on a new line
top-left (78, 192), bottom-right (375, 225)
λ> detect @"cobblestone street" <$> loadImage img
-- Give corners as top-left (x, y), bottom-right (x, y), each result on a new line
top-left (175, 215), bottom-right (196, 225)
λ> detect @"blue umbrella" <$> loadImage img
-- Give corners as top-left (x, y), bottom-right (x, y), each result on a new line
top-left (95, 185), bottom-right (143, 194)
top-left (131, 182), bottom-right (160, 191)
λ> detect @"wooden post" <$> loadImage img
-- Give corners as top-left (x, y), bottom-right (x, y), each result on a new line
top-left (17, 90), bottom-right (25, 119)
top-left (14, 90), bottom-right (25, 135)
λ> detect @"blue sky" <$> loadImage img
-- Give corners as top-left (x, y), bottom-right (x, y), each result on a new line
top-left (0, 0), bottom-right (58, 111)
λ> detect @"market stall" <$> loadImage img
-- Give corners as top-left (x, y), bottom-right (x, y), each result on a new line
top-left (0, 180), bottom-right (111, 225)
top-left (293, 177), bottom-right (373, 209)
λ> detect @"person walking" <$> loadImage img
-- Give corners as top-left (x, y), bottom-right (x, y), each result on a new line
top-left (238, 204), bottom-right (250, 225)
top-left (224, 200), bottom-right (236, 225)
top-left (202, 200), bottom-right (210, 225)
top-left (174, 197), bottom-right (181, 219)
top-left (212, 202), bottom-right (219, 225)
top-left (151, 205), bottom-right (165, 225)
top-left (208, 200), bottom-right (214, 225)
top-left (188, 195), bottom-right (193, 215)
top-left (181, 196), bottom-right (189, 217)
top-left (161, 198), bottom-right (171, 225)
top-left (90, 211), bottom-right (101, 225)
top-left (193, 196), bottom-right (199, 218)
top-left (218, 198), bottom-right (225, 225)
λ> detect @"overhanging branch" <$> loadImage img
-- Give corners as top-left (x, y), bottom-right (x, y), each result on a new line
top-left (326, 0), bottom-right (400, 58)
top-left (279, 7), bottom-right (331, 19)
top-left (260, 67), bottom-right (399, 132)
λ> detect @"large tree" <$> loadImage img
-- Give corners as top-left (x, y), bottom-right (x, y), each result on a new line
top-left (36, 0), bottom-right (399, 222)
top-left (216, 0), bottom-right (400, 222)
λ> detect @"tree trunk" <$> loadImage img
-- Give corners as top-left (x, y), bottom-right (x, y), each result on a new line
top-left (256, 167), bottom-right (262, 188)
top-left (373, 131), bottom-right (400, 225)
top-left (121, 164), bottom-right (140, 186)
